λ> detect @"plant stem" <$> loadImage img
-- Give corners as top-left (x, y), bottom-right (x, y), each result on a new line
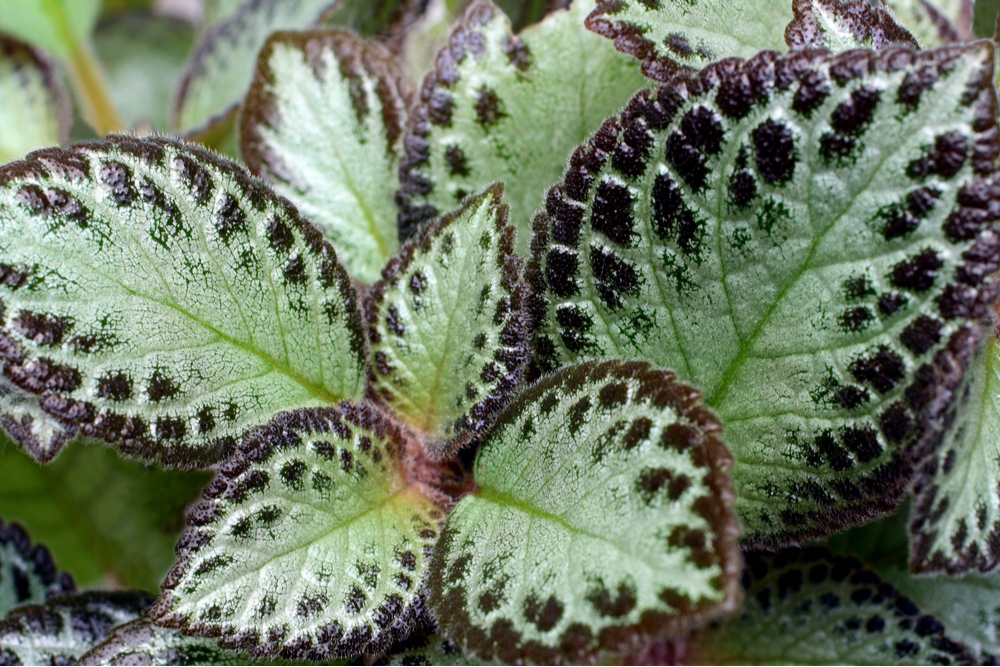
top-left (66, 40), bottom-right (123, 135)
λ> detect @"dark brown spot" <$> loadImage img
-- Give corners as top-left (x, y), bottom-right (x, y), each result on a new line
top-left (474, 87), bottom-right (505, 127)
top-left (890, 249), bottom-right (942, 292)
top-left (97, 371), bottom-right (132, 401)
top-left (851, 346), bottom-right (905, 394)
top-left (591, 180), bottom-right (635, 247)
top-left (147, 368), bottom-right (179, 401)
top-left (753, 119), bottom-right (797, 185)
top-left (590, 246), bottom-right (638, 309)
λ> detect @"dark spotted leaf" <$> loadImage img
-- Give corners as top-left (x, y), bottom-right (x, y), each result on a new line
top-left (367, 185), bottom-right (529, 455)
top-left (692, 549), bottom-right (974, 665)
top-left (0, 37), bottom-right (71, 164)
top-left (0, 0), bottom-right (101, 58)
top-left (0, 591), bottom-right (152, 665)
top-left (428, 361), bottom-right (739, 664)
top-left (80, 618), bottom-right (250, 666)
top-left (153, 406), bottom-right (445, 660)
top-left (529, 45), bottom-right (1000, 545)
top-left (0, 136), bottom-right (366, 466)
top-left (785, 0), bottom-right (918, 52)
top-left (397, 0), bottom-right (647, 255)
top-left (585, 0), bottom-right (792, 82)
top-left (241, 30), bottom-right (410, 284)
top-left (883, 0), bottom-right (972, 47)
top-left (0, 520), bottom-right (74, 618)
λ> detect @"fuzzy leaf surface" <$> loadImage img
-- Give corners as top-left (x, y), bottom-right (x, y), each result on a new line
top-left (397, 0), bottom-right (647, 254)
top-left (585, 0), bottom-right (792, 83)
top-left (80, 618), bottom-right (250, 666)
top-left (784, 0), bottom-right (918, 52)
top-left (883, 0), bottom-right (972, 46)
top-left (241, 30), bottom-right (409, 284)
top-left (0, 136), bottom-right (366, 466)
top-left (0, 0), bottom-right (101, 57)
top-left (0, 38), bottom-right (70, 164)
top-left (367, 185), bottom-right (529, 454)
top-left (429, 361), bottom-right (739, 664)
top-left (154, 406), bottom-right (444, 660)
top-left (0, 520), bottom-right (74, 618)
top-left (530, 45), bottom-right (1000, 544)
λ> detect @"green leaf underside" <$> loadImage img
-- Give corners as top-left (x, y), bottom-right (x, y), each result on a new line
top-left (240, 30), bottom-right (408, 284)
top-left (694, 549), bottom-right (973, 665)
top-left (0, 37), bottom-right (70, 165)
top-left (883, 0), bottom-right (972, 47)
top-left (784, 0), bottom-right (918, 52)
top-left (0, 520), bottom-right (74, 618)
top-left (0, 591), bottom-right (152, 665)
top-left (397, 0), bottom-right (647, 256)
top-left (429, 361), bottom-right (739, 664)
top-left (585, 0), bottom-right (792, 83)
top-left (367, 185), bottom-right (529, 454)
top-left (0, 136), bottom-right (366, 466)
top-left (172, 0), bottom-right (338, 132)
top-left (529, 44), bottom-right (1000, 544)
top-left (0, 0), bottom-right (101, 57)
top-left (0, 440), bottom-right (211, 591)
top-left (80, 618), bottom-right (249, 666)
top-left (153, 406), bottom-right (444, 660)
top-left (385, 634), bottom-right (489, 665)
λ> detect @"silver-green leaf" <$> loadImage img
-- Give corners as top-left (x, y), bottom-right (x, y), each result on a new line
top-left (0, 37), bottom-right (71, 164)
top-left (784, 0), bottom-right (918, 52)
top-left (0, 520), bottom-right (74, 618)
top-left (80, 618), bottom-right (248, 666)
top-left (883, 0), bottom-right (972, 47)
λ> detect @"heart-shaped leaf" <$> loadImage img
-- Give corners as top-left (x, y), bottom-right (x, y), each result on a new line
top-left (153, 406), bottom-right (445, 660)
top-left (0, 0), bottom-right (101, 58)
top-left (883, 0), bottom-right (972, 47)
top-left (241, 29), bottom-right (410, 284)
top-left (784, 0), bottom-right (918, 52)
top-left (529, 44), bottom-right (1000, 544)
top-left (367, 184), bottom-right (529, 455)
top-left (80, 618), bottom-right (249, 666)
top-left (0, 520), bottom-right (74, 618)
top-left (428, 360), bottom-right (739, 664)
top-left (397, 0), bottom-right (647, 254)
top-left (0, 38), bottom-right (71, 164)
top-left (0, 136), bottom-right (366, 466)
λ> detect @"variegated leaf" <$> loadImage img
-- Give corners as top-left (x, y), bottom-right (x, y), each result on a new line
top-left (529, 45), bottom-right (1000, 544)
top-left (0, 37), bottom-right (70, 164)
top-left (0, 136), bottom-right (366, 466)
top-left (883, 0), bottom-right (972, 47)
top-left (397, 0), bottom-right (647, 255)
top-left (584, 0), bottom-right (792, 82)
top-left (0, 520), bottom-right (74, 618)
top-left (153, 406), bottom-right (445, 660)
top-left (785, 0), bottom-right (918, 52)
top-left (367, 185), bottom-right (529, 455)
top-left (241, 30), bottom-right (409, 284)
top-left (428, 361), bottom-right (739, 664)
top-left (80, 618), bottom-right (247, 666)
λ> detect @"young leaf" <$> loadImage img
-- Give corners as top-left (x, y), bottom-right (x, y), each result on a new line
top-left (529, 44), bottom-right (1000, 545)
top-left (0, 136), bottom-right (367, 466)
top-left (367, 185), bottom-right (529, 455)
top-left (883, 0), bottom-right (972, 47)
top-left (0, 0), bottom-right (101, 58)
top-left (397, 0), bottom-right (647, 254)
top-left (0, 38), bottom-right (71, 165)
top-left (80, 618), bottom-right (248, 666)
top-left (585, 0), bottom-right (792, 82)
top-left (0, 591), bottom-right (153, 665)
top-left (428, 361), bottom-right (739, 664)
top-left (241, 30), bottom-right (409, 284)
top-left (691, 549), bottom-right (973, 665)
top-left (153, 406), bottom-right (445, 660)
top-left (784, 0), bottom-right (918, 52)
top-left (0, 520), bottom-right (74, 618)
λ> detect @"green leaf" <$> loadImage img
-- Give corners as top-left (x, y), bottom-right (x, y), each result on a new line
top-left (203, 0), bottom-right (248, 27)
top-left (692, 548), bottom-right (974, 665)
top-left (585, 0), bottom-right (792, 82)
top-left (320, 0), bottom-right (431, 37)
top-left (0, 136), bottom-right (367, 465)
top-left (384, 634), bottom-right (489, 665)
top-left (493, 0), bottom-right (567, 31)
top-left (153, 406), bottom-right (445, 660)
top-left (784, 0), bottom-right (918, 52)
top-left (0, 440), bottom-right (211, 591)
top-left (240, 30), bottom-right (409, 284)
top-left (0, 591), bottom-right (152, 665)
top-left (428, 361), bottom-right (739, 664)
top-left (0, 519), bottom-right (74, 618)
top-left (80, 618), bottom-right (250, 666)
top-left (0, 0), bottom-right (102, 57)
top-left (883, 0), bottom-right (972, 47)
top-left (529, 44), bottom-right (1000, 544)
top-left (367, 185), bottom-right (529, 454)
top-left (0, 37), bottom-right (71, 164)
top-left (397, 0), bottom-right (647, 256)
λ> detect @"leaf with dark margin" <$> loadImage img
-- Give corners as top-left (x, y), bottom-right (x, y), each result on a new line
top-left (80, 618), bottom-right (254, 666)
top-left (397, 0), bottom-right (647, 255)
top-left (691, 548), bottom-right (973, 665)
top-left (529, 45), bottom-right (1000, 545)
top-left (0, 37), bottom-right (71, 164)
top-left (153, 406), bottom-right (445, 660)
top-left (428, 361), bottom-right (739, 664)
top-left (785, 0), bottom-right (918, 52)
top-left (241, 30), bottom-right (410, 284)
top-left (0, 0), bottom-right (101, 58)
top-left (584, 0), bottom-right (792, 83)
top-left (883, 0), bottom-right (972, 47)
top-left (0, 136), bottom-right (367, 466)
top-left (384, 633), bottom-right (489, 665)
top-left (367, 185), bottom-right (529, 456)
top-left (0, 440), bottom-right (211, 591)
top-left (0, 591), bottom-right (153, 665)
top-left (0, 519), bottom-right (74, 618)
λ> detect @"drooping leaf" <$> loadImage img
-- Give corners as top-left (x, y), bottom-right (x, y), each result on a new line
top-left (883, 0), bottom-right (972, 46)
top-left (691, 548), bottom-right (973, 665)
top-left (0, 591), bottom-right (153, 665)
top-left (428, 361), bottom-right (739, 664)
top-left (584, 0), bottom-right (792, 83)
top-left (384, 633), bottom-right (489, 665)
top-left (0, 136), bottom-right (367, 466)
top-left (397, 0), bottom-right (647, 254)
top-left (0, 37), bottom-right (71, 165)
top-left (153, 406), bottom-right (445, 660)
top-left (241, 30), bottom-right (409, 284)
top-left (0, 0), bottom-right (102, 58)
top-left (367, 185), bottom-right (529, 455)
top-left (529, 44), bottom-right (1000, 544)
top-left (0, 519), bottom-right (74, 618)
top-left (80, 618), bottom-right (248, 666)
top-left (784, 0), bottom-right (918, 52)
top-left (0, 440), bottom-right (211, 591)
